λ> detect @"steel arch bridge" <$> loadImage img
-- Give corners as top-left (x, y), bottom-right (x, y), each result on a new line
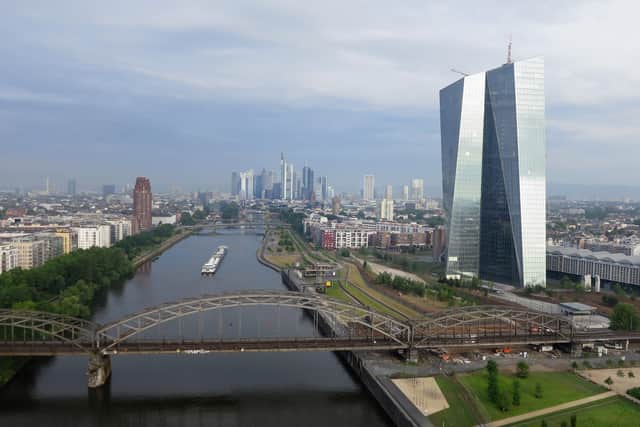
top-left (94, 290), bottom-right (412, 351)
top-left (411, 305), bottom-right (574, 347)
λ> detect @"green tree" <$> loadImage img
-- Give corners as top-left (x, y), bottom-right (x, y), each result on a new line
top-left (512, 379), bottom-right (521, 406)
top-left (570, 414), bottom-right (577, 427)
top-left (541, 420), bottom-right (548, 427)
top-left (535, 382), bottom-right (543, 399)
top-left (516, 361), bottom-right (530, 378)
top-left (560, 421), bottom-right (568, 427)
top-left (487, 360), bottom-right (500, 404)
top-left (610, 303), bottom-right (640, 331)
top-left (571, 361), bottom-right (579, 371)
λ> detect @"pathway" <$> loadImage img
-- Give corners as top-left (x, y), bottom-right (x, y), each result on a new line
top-left (484, 390), bottom-right (616, 426)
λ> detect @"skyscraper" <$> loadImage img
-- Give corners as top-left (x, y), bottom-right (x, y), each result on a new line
top-left (363, 174), bottom-right (375, 201)
top-left (402, 185), bottom-right (409, 201)
top-left (67, 179), bottom-right (76, 196)
top-left (231, 172), bottom-right (241, 196)
top-left (102, 184), bottom-right (116, 197)
top-left (379, 199), bottom-right (394, 221)
top-left (440, 57), bottom-right (546, 288)
top-left (302, 166), bottom-right (314, 200)
top-left (411, 179), bottom-right (424, 201)
top-left (384, 185), bottom-right (393, 200)
top-left (132, 177), bottom-right (152, 234)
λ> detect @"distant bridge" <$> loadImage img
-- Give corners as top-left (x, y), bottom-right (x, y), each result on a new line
top-left (1, 291), bottom-right (638, 387)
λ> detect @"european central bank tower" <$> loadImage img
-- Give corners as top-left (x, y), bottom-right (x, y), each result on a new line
top-left (440, 57), bottom-right (546, 288)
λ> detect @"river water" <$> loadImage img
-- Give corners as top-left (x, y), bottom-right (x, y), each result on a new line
top-left (0, 229), bottom-right (391, 427)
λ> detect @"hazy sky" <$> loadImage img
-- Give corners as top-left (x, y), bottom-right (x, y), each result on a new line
top-left (1, 1), bottom-right (638, 193)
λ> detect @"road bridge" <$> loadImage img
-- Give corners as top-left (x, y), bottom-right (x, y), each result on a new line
top-left (1, 291), bottom-right (638, 388)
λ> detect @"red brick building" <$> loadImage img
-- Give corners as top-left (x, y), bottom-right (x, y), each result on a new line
top-left (132, 177), bottom-right (152, 234)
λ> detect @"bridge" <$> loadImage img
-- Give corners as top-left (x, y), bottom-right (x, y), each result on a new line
top-left (1, 290), bottom-right (637, 387)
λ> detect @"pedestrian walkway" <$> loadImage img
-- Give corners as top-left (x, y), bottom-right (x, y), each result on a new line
top-left (485, 390), bottom-right (616, 427)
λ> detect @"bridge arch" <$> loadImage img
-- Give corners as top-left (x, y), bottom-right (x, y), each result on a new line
top-left (412, 305), bottom-right (573, 347)
top-left (0, 309), bottom-right (98, 350)
top-left (96, 290), bottom-right (412, 351)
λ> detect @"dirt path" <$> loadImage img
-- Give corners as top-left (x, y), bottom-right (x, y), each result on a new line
top-left (485, 391), bottom-right (616, 427)
top-left (351, 255), bottom-right (425, 283)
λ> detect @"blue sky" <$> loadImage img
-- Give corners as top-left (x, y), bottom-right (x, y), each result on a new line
top-left (1, 1), bottom-right (638, 194)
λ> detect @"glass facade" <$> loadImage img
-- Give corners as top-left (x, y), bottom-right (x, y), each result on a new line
top-left (440, 57), bottom-right (546, 287)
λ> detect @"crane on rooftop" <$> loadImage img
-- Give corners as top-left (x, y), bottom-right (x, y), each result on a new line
top-left (450, 68), bottom-right (469, 77)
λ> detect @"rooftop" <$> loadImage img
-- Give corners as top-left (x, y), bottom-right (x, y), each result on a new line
top-left (548, 245), bottom-right (640, 266)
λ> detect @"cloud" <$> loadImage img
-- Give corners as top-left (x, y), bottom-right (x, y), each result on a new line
top-left (0, 0), bottom-right (639, 191)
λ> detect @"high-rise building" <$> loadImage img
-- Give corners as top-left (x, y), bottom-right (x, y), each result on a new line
top-left (102, 184), bottom-right (116, 197)
top-left (45, 176), bottom-right (50, 195)
top-left (411, 179), bottom-right (424, 201)
top-left (0, 244), bottom-right (18, 274)
top-left (363, 174), bottom-right (375, 201)
top-left (332, 196), bottom-right (341, 215)
top-left (74, 225), bottom-right (112, 249)
top-left (239, 170), bottom-right (254, 200)
top-left (379, 199), bottom-right (394, 221)
top-left (385, 185), bottom-right (393, 200)
top-left (302, 166), bottom-right (314, 200)
top-left (320, 176), bottom-right (328, 201)
top-left (132, 177), bottom-right (153, 234)
top-left (440, 57), bottom-right (546, 287)
top-left (402, 185), bottom-right (409, 201)
top-left (67, 179), bottom-right (77, 196)
top-left (231, 172), bottom-right (241, 196)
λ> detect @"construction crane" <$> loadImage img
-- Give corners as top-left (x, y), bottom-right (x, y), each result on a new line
top-left (450, 68), bottom-right (469, 77)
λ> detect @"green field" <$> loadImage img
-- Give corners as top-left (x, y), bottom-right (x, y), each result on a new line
top-left (459, 371), bottom-right (605, 421)
top-left (507, 396), bottom-right (640, 427)
top-left (324, 283), bottom-right (351, 303)
top-left (429, 376), bottom-right (485, 427)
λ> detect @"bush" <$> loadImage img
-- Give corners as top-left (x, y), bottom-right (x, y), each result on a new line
top-left (535, 382), bottom-right (543, 399)
top-left (627, 386), bottom-right (640, 399)
top-left (605, 377), bottom-right (613, 385)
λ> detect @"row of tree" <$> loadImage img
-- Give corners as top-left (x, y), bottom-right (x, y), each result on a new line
top-left (375, 272), bottom-right (426, 297)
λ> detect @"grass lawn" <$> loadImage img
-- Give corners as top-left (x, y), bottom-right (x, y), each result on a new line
top-left (263, 254), bottom-right (301, 268)
top-left (325, 284), bottom-right (351, 303)
top-left (507, 396), bottom-right (640, 427)
top-left (429, 376), bottom-right (486, 427)
top-left (346, 266), bottom-right (420, 318)
top-left (459, 370), bottom-right (605, 421)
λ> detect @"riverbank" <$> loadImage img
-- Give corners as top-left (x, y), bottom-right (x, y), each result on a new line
top-left (132, 227), bottom-right (193, 268)
top-left (0, 226), bottom-right (192, 388)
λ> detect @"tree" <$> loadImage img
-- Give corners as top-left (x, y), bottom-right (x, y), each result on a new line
top-left (570, 414), bottom-right (577, 427)
top-left (516, 361), bottom-right (530, 378)
top-left (610, 303), bottom-right (640, 331)
top-left (512, 380), bottom-right (521, 406)
top-left (541, 420), bottom-right (548, 427)
top-left (487, 360), bottom-right (500, 404)
top-left (535, 382), bottom-right (543, 399)
top-left (560, 421), bottom-right (568, 427)
top-left (571, 361), bottom-right (579, 371)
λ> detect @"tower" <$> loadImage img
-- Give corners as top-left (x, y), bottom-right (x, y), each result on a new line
top-left (132, 177), bottom-right (152, 234)
top-left (440, 57), bottom-right (546, 287)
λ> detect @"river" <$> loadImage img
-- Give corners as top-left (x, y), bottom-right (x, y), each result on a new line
top-left (0, 229), bottom-right (392, 427)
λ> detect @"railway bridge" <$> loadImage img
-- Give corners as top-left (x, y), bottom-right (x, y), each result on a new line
top-left (0, 290), bottom-right (635, 387)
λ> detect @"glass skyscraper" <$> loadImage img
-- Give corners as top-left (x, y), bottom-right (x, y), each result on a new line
top-left (440, 57), bottom-right (546, 287)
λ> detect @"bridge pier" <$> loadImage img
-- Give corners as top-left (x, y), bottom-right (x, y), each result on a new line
top-left (403, 347), bottom-right (419, 363)
top-left (87, 352), bottom-right (111, 388)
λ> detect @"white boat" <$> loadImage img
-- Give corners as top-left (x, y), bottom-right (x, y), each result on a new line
top-left (201, 245), bottom-right (228, 275)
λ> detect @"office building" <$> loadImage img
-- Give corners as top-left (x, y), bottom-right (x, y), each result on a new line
top-left (402, 185), bottom-right (409, 201)
top-left (302, 166), bottom-right (314, 200)
top-left (363, 175), bottom-right (375, 201)
top-left (440, 57), bottom-right (546, 287)
top-left (132, 177), bottom-right (153, 234)
top-left (239, 170), bottom-right (255, 200)
top-left (231, 172), bottom-right (241, 196)
top-left (547, 247), bottom-right (640, 288)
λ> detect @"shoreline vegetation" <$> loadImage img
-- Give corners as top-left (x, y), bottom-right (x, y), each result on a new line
top-left (0, 223), bottom-right (185, 387)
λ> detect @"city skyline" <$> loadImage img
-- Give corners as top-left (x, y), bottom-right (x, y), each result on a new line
top-left (1, 2), bottom-right (639, 193)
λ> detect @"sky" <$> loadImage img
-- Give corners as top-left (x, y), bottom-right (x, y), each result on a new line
top-left (1, 1), bottom-right (639, 194)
